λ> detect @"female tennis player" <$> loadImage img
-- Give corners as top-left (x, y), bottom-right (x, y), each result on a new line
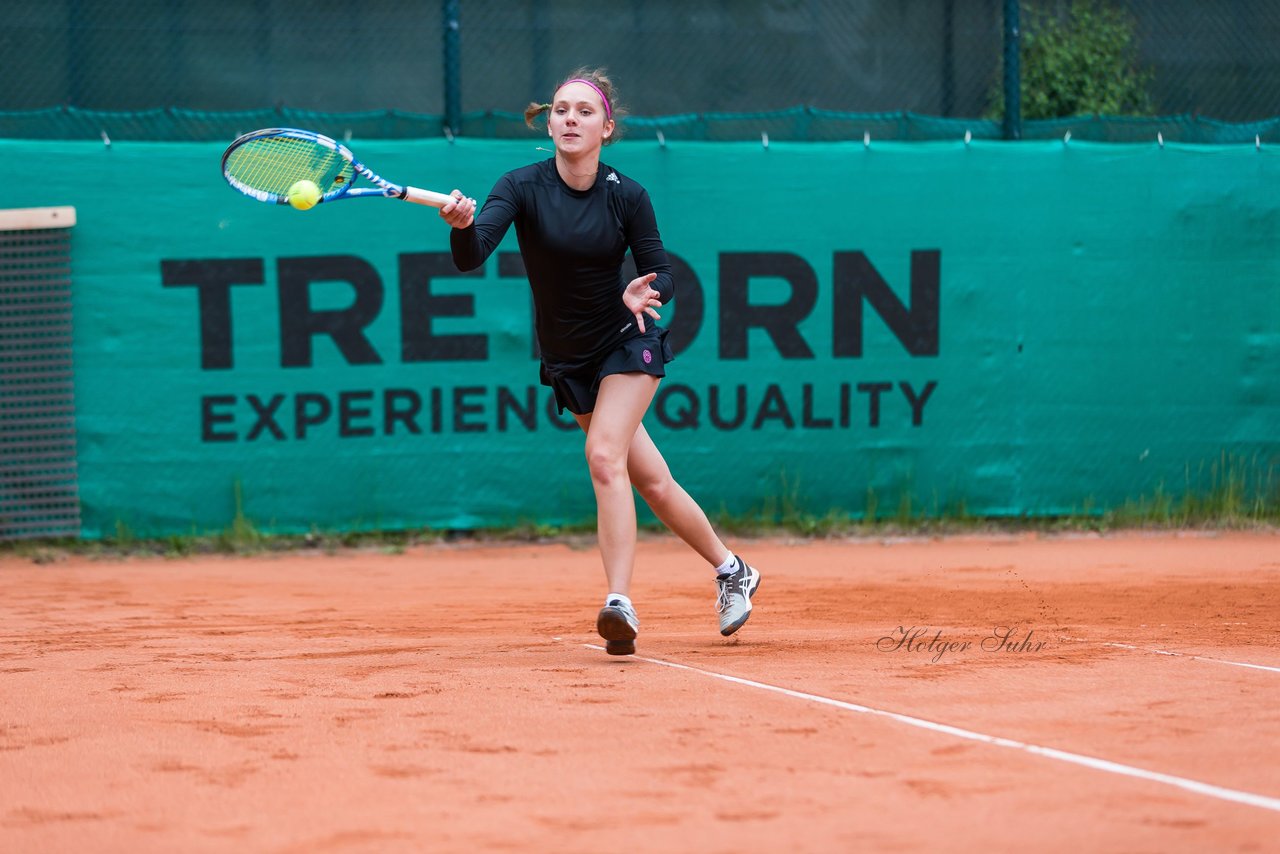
top-left (440, 69), bottom-right (761, 655)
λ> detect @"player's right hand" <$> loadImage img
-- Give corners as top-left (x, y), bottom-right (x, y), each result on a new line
top-left (440, 190), bottom-right (476, 228)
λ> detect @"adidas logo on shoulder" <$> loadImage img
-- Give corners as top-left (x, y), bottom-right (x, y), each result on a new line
top-left (606, 171), bottom-right (620, 184)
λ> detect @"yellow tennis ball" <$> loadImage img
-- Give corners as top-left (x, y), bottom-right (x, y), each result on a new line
top-left (286, 179), bottom-right (321, 210)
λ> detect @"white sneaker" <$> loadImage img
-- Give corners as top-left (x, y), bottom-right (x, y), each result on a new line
top-left (715, 557), bottom-right (761, 636)
top-left (597, 598), bottom-right (639, 656)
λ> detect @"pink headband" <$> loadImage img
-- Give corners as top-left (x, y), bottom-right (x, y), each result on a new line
top-left (558, 78), bottom-right (612, 119)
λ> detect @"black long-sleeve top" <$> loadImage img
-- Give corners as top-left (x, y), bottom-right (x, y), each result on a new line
top-left (450, 158), bottom-right (674, 366)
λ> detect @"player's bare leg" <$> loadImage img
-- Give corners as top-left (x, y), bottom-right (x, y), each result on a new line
top-left (575, 373), bottom-right (660, 654)
top-left (624, 422), bottom-right (729, 564)
top-left (576, 373), bottom-right (660, 596)
top-left (625, 421), bottom-right (761, 634)
top-left (576, 386), bottom-right (761, 642)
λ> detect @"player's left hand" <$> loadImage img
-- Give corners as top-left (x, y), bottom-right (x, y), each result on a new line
top-left (623, 273), bottom-right (662, 333)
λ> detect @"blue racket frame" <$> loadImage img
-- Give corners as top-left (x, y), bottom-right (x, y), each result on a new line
top-left (221, 127), bottom-right (450, 207)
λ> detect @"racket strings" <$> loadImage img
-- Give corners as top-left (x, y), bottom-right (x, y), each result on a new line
top-left (225, 135), bottom-right (353, 196)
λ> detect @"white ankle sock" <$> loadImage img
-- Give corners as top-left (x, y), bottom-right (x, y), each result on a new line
top-left (713, 554), bottom-right (737, 577)
top-left (605, 593), bottom-right (633, 610)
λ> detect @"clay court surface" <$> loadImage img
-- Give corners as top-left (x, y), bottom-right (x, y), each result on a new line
top-left (2, 530), bottom-right (1278, 852)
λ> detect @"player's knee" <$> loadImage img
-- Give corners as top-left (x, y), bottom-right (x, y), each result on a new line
top-left (632, 469), bottom-right (674, 506)
top-left (585, 442), bottom-right (627, 486)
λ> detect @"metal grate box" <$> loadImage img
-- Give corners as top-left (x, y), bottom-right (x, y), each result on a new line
top-left (1, 206), bottom-right (81, 540)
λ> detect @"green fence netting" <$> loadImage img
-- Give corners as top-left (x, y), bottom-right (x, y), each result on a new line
top-left (4, 107), bottom-right (1279, 145)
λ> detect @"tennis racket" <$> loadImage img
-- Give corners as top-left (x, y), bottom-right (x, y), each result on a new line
top-left (221, 127), bottom-right (454, 208)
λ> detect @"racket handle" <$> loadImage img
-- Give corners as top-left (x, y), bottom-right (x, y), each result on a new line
top-left (402, 186), bottom-right (455, 208)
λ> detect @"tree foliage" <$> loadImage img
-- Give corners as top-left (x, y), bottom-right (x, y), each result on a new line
top-left (994, 0), bottom-right (1155, 119)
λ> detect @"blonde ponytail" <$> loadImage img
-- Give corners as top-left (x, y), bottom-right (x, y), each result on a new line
top-left (524, 101), bottom-right (552, 129)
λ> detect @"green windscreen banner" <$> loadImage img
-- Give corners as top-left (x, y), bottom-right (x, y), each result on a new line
top-left (1, 138), bottom-right (1276, 537)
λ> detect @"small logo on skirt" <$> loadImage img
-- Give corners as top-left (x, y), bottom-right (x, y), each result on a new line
top-left (642, 349), bottom-right (653, 364)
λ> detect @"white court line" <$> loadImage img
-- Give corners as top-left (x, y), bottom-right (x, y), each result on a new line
top-left (1098, 642), bottom-right (1280, 674)
top-left (585, 644), bottom-right (1280, 814)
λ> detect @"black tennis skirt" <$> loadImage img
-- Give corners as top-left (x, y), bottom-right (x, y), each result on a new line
top-left (539, 326), bottom-right (675, 415)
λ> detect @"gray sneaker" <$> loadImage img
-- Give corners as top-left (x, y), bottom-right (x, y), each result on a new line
top-left (716, 557), bottom-right (762, 636)
top-left (597, 598), bottom-right (639, 656)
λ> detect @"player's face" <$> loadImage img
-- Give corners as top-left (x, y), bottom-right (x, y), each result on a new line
top-left (549, 81), bottom-right (613, 155)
